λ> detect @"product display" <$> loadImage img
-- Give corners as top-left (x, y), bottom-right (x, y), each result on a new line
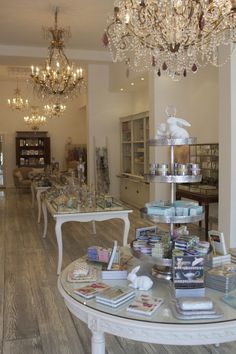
top-left (205, 266), bottom-right (236, 293)
top-left (95, 286), bottom-right (135, 307)
top-left (74, 282), bottom-right (110, 299)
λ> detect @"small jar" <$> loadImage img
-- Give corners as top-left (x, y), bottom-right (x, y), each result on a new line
top-left (177, 164), bottom-right (188, 176)
top-left (189, 163), bottom-right (201, 176)
top-left (149, 163), bottom-right (156, 175)
top-left (157, 163), bottom-right (169, 176)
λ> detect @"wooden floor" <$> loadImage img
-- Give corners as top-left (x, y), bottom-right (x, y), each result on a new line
top-left (0, 189), bottom-right (234, 354)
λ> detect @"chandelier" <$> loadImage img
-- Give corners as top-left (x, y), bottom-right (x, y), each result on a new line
top-left (8, 82), bottom-right (29, 111)
top-left (30, 7), bottom-right (86, 100)
top-left (103, 0), bottom-right (236, 79)
top-left (24, 106), bottom-right (47, 131)
top-left (44, 101), bottom-right (66, 118)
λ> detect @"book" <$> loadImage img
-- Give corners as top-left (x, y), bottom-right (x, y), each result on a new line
top-left (126, 294), bottom-right (163, 316)
top-left (67, 267), bottom-right (98, 283)
top-left (173, 255), bottom-right (205, 297)
top-left (74, 282), bottom-right (110, 299)
top-left (208, 230), bottom-right (227, 256)
top-left (107, 240), bottom-right (118, 270)
top-left (96, 293), bottom-right (135, 308)
top-left (95, 286), bottom-right (135, 304)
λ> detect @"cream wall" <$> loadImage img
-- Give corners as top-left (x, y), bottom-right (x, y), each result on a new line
top-left (149, 65), bottom-right (219, 210)
top-left (86, 64), bottom-right (135, 197)
top-left (0, 80), bottom-right (87, 187)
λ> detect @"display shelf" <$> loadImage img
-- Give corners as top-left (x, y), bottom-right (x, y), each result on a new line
top-left (119, 112), bottom-right (150, 208)
top-left (16, 131), bottom-right (50, 168)
top-left (148, 137), bottom-right (197, 146)
top-left (144, 174), bottom-right (202, 183)
top-left (140, 207), bottom-right (205, 224)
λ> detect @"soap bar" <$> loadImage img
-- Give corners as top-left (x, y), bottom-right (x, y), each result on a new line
top-left (177, 297), bottom-right (213, 311)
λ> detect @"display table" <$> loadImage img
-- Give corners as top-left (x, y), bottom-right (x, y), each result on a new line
top-left (42, 199), bottom-right (133, 274)
top-left (176, 187), bottom-right (218, 240)
top-left (58, 254), bottom-right (236, 354)
top-left (31, 181), bottom-right (51, 223)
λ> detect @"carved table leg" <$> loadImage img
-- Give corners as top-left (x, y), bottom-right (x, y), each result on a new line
top-left (91, 331), bottom-right (105, 354)
top-left (42, 201), bottom-right (48, 238)
top-left (37, 190), bottom-right (42, 223)
top-left (55, 220), bottom-right (63, 275)
top-left (91, 220), bottom-right (96, 235)
top-left (122, 215), bottom-right (130, 246)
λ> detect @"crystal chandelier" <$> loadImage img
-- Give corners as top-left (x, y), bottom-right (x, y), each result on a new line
top-left (30, 8), bottom-right (86, 100)
top-left (8, 82), bottom-right (29, 111)
top-left (44, 101), bottom-right (66, 118)
top-left (24, 106), bottom-right (47, 131)
top-left (103, 0), bottom-right (236, 80)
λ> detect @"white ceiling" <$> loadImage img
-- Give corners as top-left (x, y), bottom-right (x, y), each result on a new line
top-left (0, 1), bottom-right (148, 91)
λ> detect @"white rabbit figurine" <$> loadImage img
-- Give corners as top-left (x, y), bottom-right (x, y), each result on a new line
top-left (127, 265), bottom-right (153, 291)
top-left (167, 117), bottom-right (191, 139)
top-left (156, 122), bottom-right (169, 138)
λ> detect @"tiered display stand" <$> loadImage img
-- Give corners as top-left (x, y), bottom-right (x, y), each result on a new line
top-left (139, 137), bottom-right (205, 277)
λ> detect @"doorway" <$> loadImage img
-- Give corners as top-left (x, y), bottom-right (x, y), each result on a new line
top-left (0, 134), bottom-right (5, 188)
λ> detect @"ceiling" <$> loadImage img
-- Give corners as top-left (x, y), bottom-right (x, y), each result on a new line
top-left (0, 0), bottom-right (148, 91)
top-left (0, 0), bottom-right (114, 73)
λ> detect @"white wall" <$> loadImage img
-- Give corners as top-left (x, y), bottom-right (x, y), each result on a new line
top-left (149, 65), bottom-right (219, 203)
top-left (0, 80), bottom-right (87, 187)
top-left (87, 64), bottom-right (135, 197)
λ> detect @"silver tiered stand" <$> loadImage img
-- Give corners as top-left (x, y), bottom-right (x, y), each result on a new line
top-left (140, 137), bottom-right (205, 277)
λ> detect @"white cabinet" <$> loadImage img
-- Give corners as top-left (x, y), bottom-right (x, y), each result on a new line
top-left (119, 112), bottom-right (150, 208)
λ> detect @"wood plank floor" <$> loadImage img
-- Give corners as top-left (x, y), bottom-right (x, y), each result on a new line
top-left (0, 189), bottom-right (234, 354)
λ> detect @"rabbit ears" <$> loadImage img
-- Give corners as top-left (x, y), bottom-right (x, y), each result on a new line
top-left (167, 117), bottom-right (191, 127)
top-left (130, 265), bottom-right (140, 274)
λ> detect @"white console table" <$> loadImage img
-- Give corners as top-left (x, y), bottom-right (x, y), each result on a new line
top-left (42, 200), bottom-right (133, 274)
top-left (58, 257), bottom-right (236, 354)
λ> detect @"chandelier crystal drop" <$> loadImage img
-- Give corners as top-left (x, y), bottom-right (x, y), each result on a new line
top-left (44, 101), bottom-right (66, 118)
top-left (24, 106), bottom-right (47, 131)
top-left (8, 84), bottom-right (29, 111)
top-left (104, 0), bottom-right (236, 80)
top-left (30, 7), bottom-right (86, 100)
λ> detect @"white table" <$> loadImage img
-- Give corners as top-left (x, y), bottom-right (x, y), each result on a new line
top-left (42, 200), bottom-right (133, 274)
top-left (58, 256), bottom-right (236, 354)
top-left (31, 181), bottom-right (51, 223)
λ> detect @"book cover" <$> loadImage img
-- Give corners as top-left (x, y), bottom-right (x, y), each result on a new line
top-left (74, 282), bottom-right (110, 299)
top-left (96, 286), bottom-right (135, 303)
top-left (127, 294), bottom-right (163, 316)
top-left (173, 255), bottom-right (204, 289)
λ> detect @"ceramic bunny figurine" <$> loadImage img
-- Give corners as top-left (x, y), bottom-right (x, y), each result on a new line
top-left (127, 265), bottom-right (153, 291)
top-left (156, 122), bottom-right (169, 138)
top-left (166, 117), bottom-right (191, 139)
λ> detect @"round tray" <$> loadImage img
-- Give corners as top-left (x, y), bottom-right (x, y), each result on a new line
top-left (140, 208), bottom-right (205, 224)
top-left (148, 137), bottom-right (197, 146)
top-left (144, 174), bottom-right (202, 183)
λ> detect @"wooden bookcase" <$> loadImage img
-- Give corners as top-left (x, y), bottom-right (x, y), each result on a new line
top-left (15, 131), bottom-right (50, 168)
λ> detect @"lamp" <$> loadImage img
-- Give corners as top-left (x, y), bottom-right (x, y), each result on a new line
top-left (8, 82), bottom-right (29, 111)
top-left (103, 0), bottom-right (236, 80)
top-left (24, 106), bottom-right (47, 131)
top-left (30, 7), bottom-right (86, 99)
top-left (44, 101), bottom-right (66, 118)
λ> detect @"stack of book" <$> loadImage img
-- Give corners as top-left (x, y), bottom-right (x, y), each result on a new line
top-left (74, 282), bottom-right (110, 299)
top-left (205, 254), bottom-right (231, 268)
top-left (172, 255), bottom-right (205, 297)
top-left (205, 266), bottom-right (236, 292)
top-left (229, 248), bottom-right (236, 263)
top-left (126, 294), bottom-right (163, 316)
top-left (95, 286), bottom-right (135, 308)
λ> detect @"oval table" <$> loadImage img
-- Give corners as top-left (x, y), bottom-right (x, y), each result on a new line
top-left (58, 256), bottom-right (236, 354)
